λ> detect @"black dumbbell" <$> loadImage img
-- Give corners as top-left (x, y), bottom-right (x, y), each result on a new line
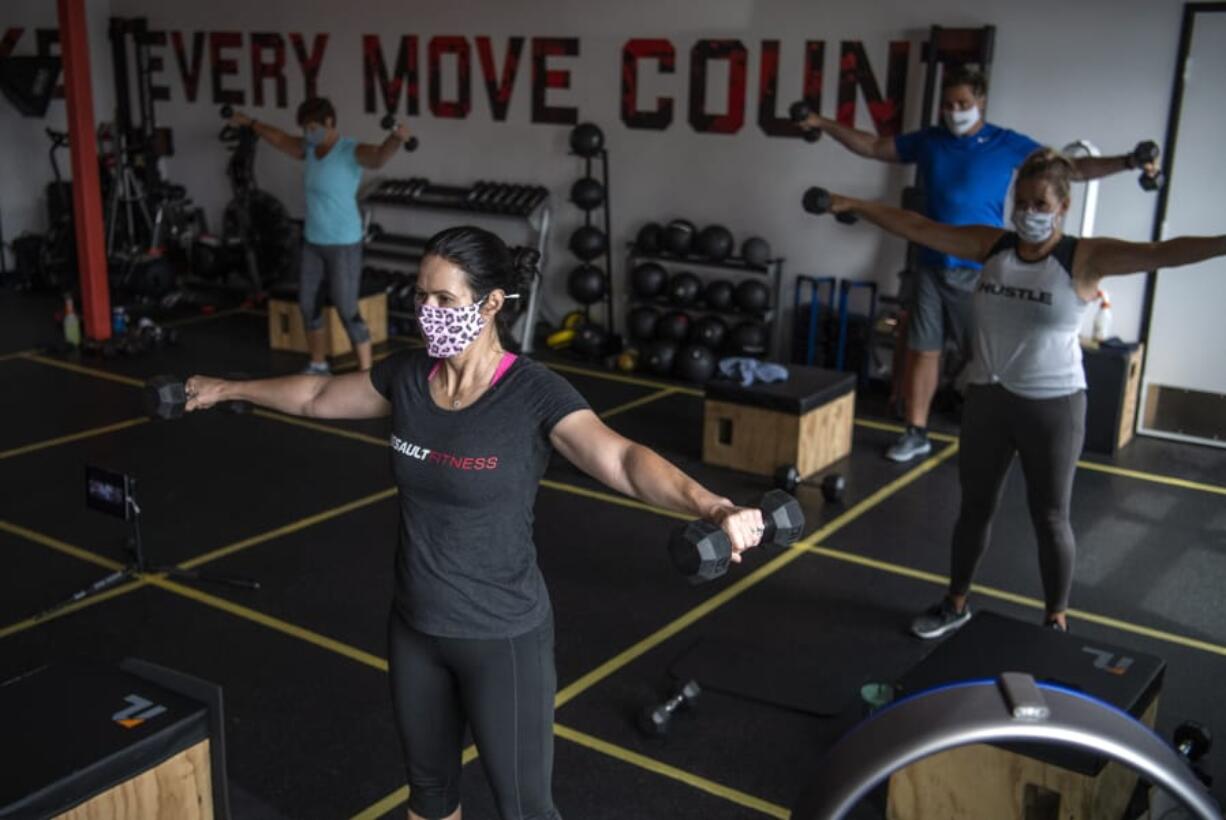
top-left (774, 466), bottom-right (845, 503)
top-left (476, 183), bottom-right (505, 210)
top-left (1175, 722), bottom-right (1212, 762)
top-left (802, 186), bottom-right (858, 224)
top-left (145, 374), bottom-right (244, 419)
top-left (1130, 140), bottom-right (1164, 192)
top-left (669, 490), bottom-right (805, 583)
top-left (510, 186), bottom-right (540, 213)
top-left (788, 100), bottom-right (822, 144)
top-left (492, 185), bottom-right (522, 212)
top-left (638, 679), bottom-right (701, 737)
top-left (379, 114), bottom-right (419, 152)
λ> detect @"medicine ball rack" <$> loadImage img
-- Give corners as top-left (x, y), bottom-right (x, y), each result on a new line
top-left (624, 244), bottom-right (785, 359)
top-left (360, 177), bottom-right (552, 353)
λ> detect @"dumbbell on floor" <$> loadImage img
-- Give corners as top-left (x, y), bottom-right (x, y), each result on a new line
top-left (1130, 140), bottom-right (1164, 191)
top-left (788, 100), bottom-right (822, 144)
top-left (638, 679), bottom-right (701, 737)
top-left (802, 187), bottom-right (858, 224)
top-left (1175, 721), bottom-right (1212, 763)
top-left (379, 114), bottom-right (420, 152)
top-left (669, 490), bottom-right (805, 583)
top-left (774, 466), bottom-right (845, 503)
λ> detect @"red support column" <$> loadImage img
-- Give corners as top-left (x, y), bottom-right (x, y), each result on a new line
top-left (56, 0), bottom-right (110, 341)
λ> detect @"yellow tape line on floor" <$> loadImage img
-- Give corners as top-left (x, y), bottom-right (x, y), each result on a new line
top-left (805, 543), bottom-right (1226, 658)
top-left (553, 443), bottom-right (961, 708)
top-left (0, 418), bottom-right (149, 461)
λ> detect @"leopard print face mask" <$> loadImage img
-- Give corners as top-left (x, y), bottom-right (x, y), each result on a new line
top-left (416, 298), bottom-right (488, 358)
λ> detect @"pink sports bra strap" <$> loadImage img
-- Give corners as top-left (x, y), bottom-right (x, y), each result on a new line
top-left (490, 352), bottom-right (518, 386)
top-left (427, 353), bottom-right (517, 386)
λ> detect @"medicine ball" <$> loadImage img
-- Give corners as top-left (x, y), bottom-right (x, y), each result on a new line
top-left (572, 323), bottom-right (609, 358)
top-left (704, 279), bottom-right (735, 311)
top-left (689, 315), bottom-right (728, 350)
top-left (741, 236), bottom-right (771, 267)
top-left (570, 177), bottom-right (605, 210)
top-left (567, 264), bottom-right (606, 305)
top-left (655, 310), bottom-right (691, 342)
top-left (663, 219), bottom-right (696, 256)
top-left (676, 344), bottom-right (717, 383)
top-left (627, 306), bottom-right (660, 341)
top-left (569, 122), bottom-right (605, 157)
top-left (645, 339), bottom-right (679, 376)
top-left (729, 321), bottom-right (768, 356)
top-left (569, 225), bottom-right (608, 261)
top-left (734, 279), bottom-right (770, 312)
top-left (667, 272), bottom-right (702, 306)
top-left (632, 262), bottom-right (668, 298)
top-left (696, 225), bottom-right (734, 261)
top-left (636, 222), bottom-right (662, 254)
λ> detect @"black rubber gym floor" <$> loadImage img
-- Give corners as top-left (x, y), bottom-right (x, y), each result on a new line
top-left (2, 292), bottom-right (1223, 818)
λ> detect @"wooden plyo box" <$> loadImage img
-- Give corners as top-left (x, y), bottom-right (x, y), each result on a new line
top-left (1081, 341), bottom-right (1144, 455)
top-left (268, 290), bottom-right (388, 356)
top-left (56, 740), bottom-right (213, 820)
top-left (702, 366), bottom-right (857, 478)
top-left (888, 612), bottom-right (1166, 820)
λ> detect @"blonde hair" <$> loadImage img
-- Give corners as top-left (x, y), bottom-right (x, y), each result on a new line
top-left (1017, 148), bottom-right (1075, 202)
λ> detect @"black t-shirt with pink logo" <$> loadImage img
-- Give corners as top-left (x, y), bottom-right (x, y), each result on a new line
top-left (370, 350), bottom-right (590, 638)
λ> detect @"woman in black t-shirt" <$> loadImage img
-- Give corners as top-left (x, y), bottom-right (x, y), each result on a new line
top-left (185, 226), bottom-right (769, 820)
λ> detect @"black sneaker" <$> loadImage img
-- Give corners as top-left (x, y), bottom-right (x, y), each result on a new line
top-left (886, 426), bottom-right (933, 463)
top-left (1044, 618), bottom-right (1068, 633)
top-left (911, 599), bottom-right (972, 639)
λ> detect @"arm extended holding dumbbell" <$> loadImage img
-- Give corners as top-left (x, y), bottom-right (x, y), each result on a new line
top-left (1068, 141), bottom-right (1162, 188)
top-left (1074, 233), bottom-right (1226, 291)
top-left (549, 410), bottom-right (765, 559)
top-left (798, 111), bottom-right (899, 162)
top-left (356, 120), bottom-right (413, 169)
top-left (820, 191), bottom-right (1004, 264)
top-left (185, 372), bottom-right (390, 419)
top-left (225, 109), bottom-right (305, 160)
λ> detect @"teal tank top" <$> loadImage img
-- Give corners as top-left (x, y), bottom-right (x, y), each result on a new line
top-left (303, 136), bottom-right (363, 245)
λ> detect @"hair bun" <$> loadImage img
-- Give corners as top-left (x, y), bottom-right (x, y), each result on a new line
top-left (510, 247), bottom-right (541, 290)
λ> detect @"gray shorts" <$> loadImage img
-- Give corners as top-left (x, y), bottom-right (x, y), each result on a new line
top-left (907, 265), bottom-right (979, 353)
top-left (299, 240), bottom-right (370, 344)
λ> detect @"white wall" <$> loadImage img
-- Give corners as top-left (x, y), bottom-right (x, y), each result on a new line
top-left (9, 0), bottom-right (1179, 340)
top-left (1, 0), bottom-right (113, 269)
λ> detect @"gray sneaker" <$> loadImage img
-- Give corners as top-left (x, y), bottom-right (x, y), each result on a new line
top-left (302, 361), bottom-right (331, 376)
top-left (911, 599), bottom-right (972, 639)
top-left (886, 426), bottom-right (932, 462)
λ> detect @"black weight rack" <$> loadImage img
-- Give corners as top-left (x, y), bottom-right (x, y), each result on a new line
top-left (361, 178), bottom-right (552, 353)
top-left (624, 244), bottom-right (785, 359)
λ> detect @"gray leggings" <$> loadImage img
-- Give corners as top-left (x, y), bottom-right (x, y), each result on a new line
top-left (951, 384), bottom-right (1086, 613)
top-left (299, 240), bottom-right (370, 344)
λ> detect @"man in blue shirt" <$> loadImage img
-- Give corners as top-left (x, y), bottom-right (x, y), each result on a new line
top-left (798, 67), bottom-right (1158, 461)
top-left (229, 98), bottom-right (412, 372)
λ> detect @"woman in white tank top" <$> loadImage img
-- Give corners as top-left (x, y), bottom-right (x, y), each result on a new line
top-left (813, 148), bottom-right (1225, 637)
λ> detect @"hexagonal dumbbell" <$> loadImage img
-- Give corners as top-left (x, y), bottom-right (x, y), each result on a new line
top-left (668, 490), bottom-right (804, 583)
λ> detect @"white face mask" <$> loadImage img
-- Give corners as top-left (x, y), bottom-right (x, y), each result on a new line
top-left (1013, 209), bottom-right (1060, 244)
top-left (943, 105), bottom-right (980, 136)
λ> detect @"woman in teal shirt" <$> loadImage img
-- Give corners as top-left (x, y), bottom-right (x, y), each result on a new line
top-left (229, 97), bottom-right (412, 372)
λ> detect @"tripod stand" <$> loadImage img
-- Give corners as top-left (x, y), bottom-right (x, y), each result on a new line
top-left (36, 477), bottom-right (259, 621)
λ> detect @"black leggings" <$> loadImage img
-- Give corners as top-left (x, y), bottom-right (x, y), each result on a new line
top-left (387, 611), bottom-right (561, 820)
top-left (951, 384), bottom-right (1086, 613)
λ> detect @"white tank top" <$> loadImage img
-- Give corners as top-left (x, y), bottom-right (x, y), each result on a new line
top-left (964, 233), bottom-right (1093, 399)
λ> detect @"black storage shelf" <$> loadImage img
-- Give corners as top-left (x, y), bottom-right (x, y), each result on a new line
top-left (625, 243), bottom-right (785, 358)
top-left (627, 295), bottom-right (773, 323)
top-left (627, 244), bottom-right (782, 276)
top-left (365, 195), bottom-right (543, 220)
